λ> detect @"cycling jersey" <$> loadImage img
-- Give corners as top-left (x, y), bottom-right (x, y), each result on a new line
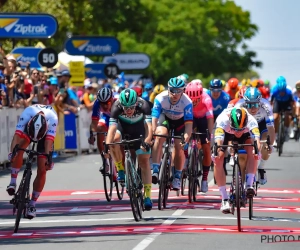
top-left (271, 86), bottom-right (294, 102)
top-left (258, 86), bottom-right (270, 100)
top-left (16, 104), bottom-right (58, 142)
top-left (224, 86), bottom-right (240, 100)
top-left (235, 98), bottom-right (274, 127)
top-left (92, 99), bottom-right (113, 128)
top-left (193, 92), bottom-right (213, 119)
top-left (206, 90), bottom-right (230, 118)
top-left (215, 108), bottom-right (260, 141)
top-left (227, 98), bottom-right (240, 108)
top-left (152, 90), bottom-right (193, 123)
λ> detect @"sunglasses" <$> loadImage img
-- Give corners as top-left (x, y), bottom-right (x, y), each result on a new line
top-left (169, 87), bottom-right (184, 94)
top-left (246, 103), bottom-right (260, 109)
top-left (210, 88), bottom-right (222, 93)
top-left (122, 105), bottom-right (136, 111)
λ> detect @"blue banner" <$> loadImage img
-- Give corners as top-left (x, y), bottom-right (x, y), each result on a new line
top-left (64, 36), bottom-right (120, 56)
top-left (0, 14), bottom-right (57, 38)
top-left (11, 47), bottom-right (42, 68)
top-left (64, 113), bottom-right (77, 149)
top-left (85, 63), bottom-right (107, 78)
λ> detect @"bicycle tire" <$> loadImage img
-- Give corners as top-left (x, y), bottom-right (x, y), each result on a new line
top-left (14, 171), bottom-right (31, 233)
top-left (181, 169), bottom-right (187, 196)
top-left (278, 119), bottom-right (284, 156)
top-left (249, 197), bottom-right (253, 220)
top-left (193, 149), bottom-right (199, 201)
top-left (137, 167), bottom-right (144, 219)
top-left (103, 157), bottom-right (113, 202)
top-left (235, 163), bottom-right (241, 232)
top-left (116, 178), bottom-right (125, 200)
top-left (188, 148), bottom-right (195, 203)
top-left (163, 162), bottom-right (170, 209)
top-left (158, 153), bottom-right (168, 210)
top-left (125, 158), bottom-right (139, 222)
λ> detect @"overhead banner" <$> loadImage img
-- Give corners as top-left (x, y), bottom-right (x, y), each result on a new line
top-left (10, 47), bottom-right (42, 68)
top-left (102, 53), bottom-right (151, 70)
top-left (64, 36), bottom-right (120, 56)
top-left (0, 13), bottom-right (58, 38)
top-left (85, 63), bottom-right (106, 79)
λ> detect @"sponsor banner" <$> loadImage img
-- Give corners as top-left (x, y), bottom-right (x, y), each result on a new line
top-left (69, 61), bottom-right (85, 86)
top-left (64, 36), bottom-right (120, 56)
top-left (102, 53), bottom-right (150, 70)
top-left (0, 13), bottom-right (57, 38)
top-left (85, 63), bottom-right (106, 78)
top-left (10, 47), bottom-right (42, 68)
top-left (64, 113), bottom-right (77, 149)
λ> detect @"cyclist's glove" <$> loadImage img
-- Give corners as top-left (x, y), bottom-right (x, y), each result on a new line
top-left (142, 142), bottom-right (151, 151)
top-left (88, 131), bottom-right (95, 145)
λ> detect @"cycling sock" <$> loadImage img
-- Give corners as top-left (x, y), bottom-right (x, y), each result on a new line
top-left (115, 161), bottom-right (124, 171)
top-left (152, 163), bottom-right (160, 173)
top-left (30, 191), bottom-right (41, 206)
top-left (10, 168), bottom-right (20, 184)
top-left (174, 169), bottom-right (182, 179)
top-left (246, 173), bottom-right (255, 187)
top-left (258, 159), bottom-right (265, 169)
top-left (219, 186), bottom-right (228, 200)
top-left (202, 166), bottom-right (210, 181)
top-left (144, 184), bottom-right (152, 199)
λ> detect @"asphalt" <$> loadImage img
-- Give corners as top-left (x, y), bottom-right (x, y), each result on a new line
top-left (0, 140), bottom-right (300, 250)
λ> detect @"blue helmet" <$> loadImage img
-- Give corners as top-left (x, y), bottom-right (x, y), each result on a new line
top-left (209, 79), bottom-right (222, 90)
top-left (243, 87), bottom-right (262, 103)
top-left (276, 76), bottom-right (286, 92)
top-left (144, 82), bottom-right (153, 91)
top-left (168, 77), bottom-right (185, 88)
top-left (142, 91), bottom-right (149, 101)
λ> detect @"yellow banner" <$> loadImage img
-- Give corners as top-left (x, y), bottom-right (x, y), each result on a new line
top-left (69, 61), bottom-right (85, 86)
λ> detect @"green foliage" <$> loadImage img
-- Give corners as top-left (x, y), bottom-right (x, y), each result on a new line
top-left (2, 0), bottom-right (261, 83)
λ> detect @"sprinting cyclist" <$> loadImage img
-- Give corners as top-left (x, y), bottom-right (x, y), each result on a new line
top-left (224, 78), bottom-right (240, 100)
top-left (185, 80), bottom-right (213, 192)
top-left (227, 86), bottom-right (247, 108)
top-left (151, 77), bottom-right (193, 190)
top-left (150, 84), bottom-right (165, 103)
top-left (213, 107), bottom-right (261, 213)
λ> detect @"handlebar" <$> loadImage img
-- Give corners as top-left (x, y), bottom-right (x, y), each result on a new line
top-left (191, 129), bottom-right (210, 140)
top-left (12, 144), bottom-right (52, 163)
top-left (104, 135), bottom-right (148, 152)
top-left (260, 135), bottom-right (271, 151)
top-left (213, 140), bottom-right (259, 156)
top-left (153, 133), bottom-right (185, 145)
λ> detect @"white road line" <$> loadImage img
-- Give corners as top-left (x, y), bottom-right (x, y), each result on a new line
top-left (132, 209), bottom-right (185, 250)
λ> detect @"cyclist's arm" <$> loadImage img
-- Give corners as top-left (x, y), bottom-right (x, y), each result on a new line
top-left (151, 98), bottom-right (162, 132)
top-left (262, 99), bottom-right (275, 144)
top-left (184, 102), bottom-right (193, 142)
top-left (142, 100), bottom-right (153, 141)
top-left (204, 94), bottom-right (214, 135)
top-left (106, 102), bottom-right (121, 144)
top-left (44, 115), bottom-right (58, 155)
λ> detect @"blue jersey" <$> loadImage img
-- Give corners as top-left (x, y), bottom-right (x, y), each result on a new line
top-left (91, 99), bottom-right (111, 128)
top-left (152, 90), bottom-right (193, 122)
top-left (206, 90), bottom-right (230, 118)
top-left (271, 86), bottom-right (294, 102)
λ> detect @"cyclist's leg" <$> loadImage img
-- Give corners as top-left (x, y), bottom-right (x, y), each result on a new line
top-left (237, 151), bottom-right (247, 183)
top-left (244, 135), bottom-right (257, 197)
top-left (96, 118), bottom-right (108, 154)
top-left (284, 104), bottom-right (292, 141)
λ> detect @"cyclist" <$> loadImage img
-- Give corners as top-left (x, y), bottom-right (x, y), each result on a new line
top-left (235, 87), bottom-right (275, 185)
top-left (151, 77), bottom-right (193, 190)
top-left (270, 76), bottom-right (295, 145)
top-left (227, 86), bottom-right (247, 108)
top-left (88, 87), bottom-right (114, 171)
top-left (150, 84), bottom-right (165, 103)
top-left (177, 73), bottom-right (189, 85)
top-left (6, 104), bottom-right (57, 219)
top-left (142, 82), bottom-right (153, 102)
top-left (206, 79), bottom-right (230, 122)
top-left (132, 85), bottom-right (153, 109)
top-left (105, 89), bottom-right (153, 210)
top-left (185, 80), bottom-right (213, 192)
top-left (224, 78), bottom-right (240, 100)
top-left (213, 107), bottom-right (261, 213)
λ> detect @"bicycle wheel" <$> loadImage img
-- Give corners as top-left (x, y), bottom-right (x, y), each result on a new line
top-left (163, 163), bottom-right (171, 209)
top-left (103, 157), bottom-right (113, 202)
top-left (278, 119), bottom-right (284, 156)
top-left (235, 164), bottom-right (241, 232)
top-left (125, 158), bottom-right (139, 221)
top-left (14, 171), bottom-right (30, 233)
top-left (181, 169), bottom-right (187, 196)
top-left (249, 197), bottom-right (253, 220)
top-left (116, 179), bottom-right (125, 200)
top-left (137, 167), bottom-right (144, 219)
top-left (188, 148), bottom-right (195, 203)
top-left (158, 153), bottom-right (168, 210)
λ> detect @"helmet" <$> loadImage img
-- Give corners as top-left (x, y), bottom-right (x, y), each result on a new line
top-left (144, 82), bottom-right (153, 91)
top-left (27, 113), bottom-right (48, 142)
top-left (250, 79), bottom-right (258, 88)
top-left (168, 77), bottom-right (185, 88)
top-left (241, 79), bottom-right (251, 86)
top-left (264, 80), bottom-right (270, 86)
top-left (142, 91), bottom-right (149, 101)
top-left (153, 84), bottom-right (165, 94)
top-left (257, 79), bottom-right (264, 87)
top-left (238, 86), bottom-right (247, 98)
top-left (296, 80), bottom-right (300, 89)
top-left (185, 80), bottom-right (203, 100)
top-left (177, 74), bottom-right (189, 83)
top-left (276, 76), bottom-right (286, 84)
top-left (132, 86), bottom-right (143, 97)
top-left (244, 87), bottom-right (262, 103)
top-left (119, 88), bottom-right (137, 107)
top-left (118, 82), bottom-right (125, 91)
top-left (209, 79), bottom-right (222, 90)
top-left (276, 76), bottom-right (287, 92)
top-left (97, 87), bottom-right (113, 102)
top-left (230, 107), bottom-right (248, 130)
top-left (221, 80), bottom-right (226, 89)
top-left (228, 78), bottom-right (239, 89)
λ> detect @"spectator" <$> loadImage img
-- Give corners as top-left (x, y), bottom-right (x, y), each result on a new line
top-left (0, 71), bottom-right (7, 108)
top-left (82, 79), bottom-right (98, 111)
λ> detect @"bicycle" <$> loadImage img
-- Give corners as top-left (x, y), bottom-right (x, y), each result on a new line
top-left (9, 143), bottom-right (52, 233)
top-left (153, 131), bottom-right (184, 210)
top-left (213, 139), bottom-right (259, 232)
top-left (277, 110), bottom-right (285, 156)
top-left (293, 116), bottom-right (300, 141)
top-left (104, 135), bottom-right (145, 221)
top-left (95, 132), bottom-right (124, 202)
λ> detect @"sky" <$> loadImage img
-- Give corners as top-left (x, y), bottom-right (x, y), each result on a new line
top-left (233, 0), bottom-right (300, 87)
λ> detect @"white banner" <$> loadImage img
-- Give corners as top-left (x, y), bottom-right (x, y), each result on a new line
top-left (102, 53), bottom-right (150, 70)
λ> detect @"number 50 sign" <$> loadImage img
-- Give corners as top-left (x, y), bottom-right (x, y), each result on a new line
top-left (38, 48), bottom-right (58, 68)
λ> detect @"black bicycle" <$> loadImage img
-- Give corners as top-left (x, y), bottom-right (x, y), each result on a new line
top-left (153, 131), bottom-right (184, 210)
top-left (213, 140), bottom-right (258, 232)
top-left (293, 116), bottom-right (300, 141)
top-left (277, 111), bottom-right (285, 156)
top-left (9, 143), bottom-right (52, 233)
top-left (104, 136), bottom-right (145, 221)
top-left (95, 132), bottom-right (124, 202)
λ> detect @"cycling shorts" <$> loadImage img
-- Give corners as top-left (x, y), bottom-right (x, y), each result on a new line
top-left (273, 100), bottom-right (291, 113)
top-left (193, 117), bottom-right (209, 145)
top-left (157, 114), bottom-right (185, 136)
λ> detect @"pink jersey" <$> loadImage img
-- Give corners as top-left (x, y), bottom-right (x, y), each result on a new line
top-left (193, 92), bottom-right (213, 119)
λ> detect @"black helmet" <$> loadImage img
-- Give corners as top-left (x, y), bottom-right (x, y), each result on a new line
top-left (27, 113), bottom-right (48, 142)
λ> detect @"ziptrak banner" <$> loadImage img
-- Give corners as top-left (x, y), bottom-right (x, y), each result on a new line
top-left (102, 53), bottom-right (151, 70)
top-left (0, 13), bottom-right (58, 38)
top-left (85, 63), bottom-right (106, 78)
top-left (11, 47), bottom-right (42, 68)
top-left (64, 36), bottom-right (120, 56)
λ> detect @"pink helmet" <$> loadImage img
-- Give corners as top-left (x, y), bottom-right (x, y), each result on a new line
top-left (185, 79), bottom-right (203, 100)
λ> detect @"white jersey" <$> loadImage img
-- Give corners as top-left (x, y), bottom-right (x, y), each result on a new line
top-left (16, 104), bottom-right (58, 141)
top-left (235, 98), bottom-right (274, 127)
top-left (215, 108), bottom-right (259, 141)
